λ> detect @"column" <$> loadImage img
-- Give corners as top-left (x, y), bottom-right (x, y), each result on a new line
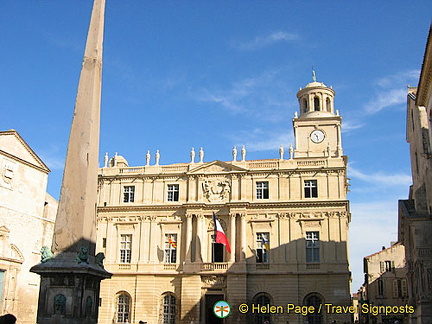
top-left (185, 214), bottom-right (193, 262)
top-left (240, 214), bottom-right (246, 261)
top-left (195, 214), bottom-right (204, 262)
top-left (148, 216), bottom-right (157, 263)
top-left (229, 213), bottom-right (236, 262)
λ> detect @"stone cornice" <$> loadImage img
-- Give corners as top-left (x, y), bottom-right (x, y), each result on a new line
top-left (417, 25), bottom-right (432, 107)
top-left (97, 200), bottom-right (349, 213)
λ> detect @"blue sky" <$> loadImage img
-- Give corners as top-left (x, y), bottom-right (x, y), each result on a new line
top-left (0, 1), bottom-right (430, 293)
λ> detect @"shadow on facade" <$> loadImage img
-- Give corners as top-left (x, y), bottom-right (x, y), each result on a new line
top-left (177, 237), bottom-right (351, 324)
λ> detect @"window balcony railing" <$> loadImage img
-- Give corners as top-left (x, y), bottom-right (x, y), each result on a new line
top-left (118, 264), bottom-right (131, 270)
top-left (201, 262), bottom-right (228, 271)
top-left (306, 263), bottom-right (320, 269)
top-left (164, 264), bottom-right (177, 270)
top-left (256, 263), bottom-right (270, 270)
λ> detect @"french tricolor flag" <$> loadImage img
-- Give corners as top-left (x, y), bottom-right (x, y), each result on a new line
top-left (213, 213), bottom-right (231, 253)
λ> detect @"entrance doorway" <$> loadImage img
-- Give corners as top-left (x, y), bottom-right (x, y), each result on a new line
top-left (205, 294), bottom-right (224, 324)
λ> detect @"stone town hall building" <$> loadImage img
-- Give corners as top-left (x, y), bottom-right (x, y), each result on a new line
top-left (96, 80), bottom-right (351, 324)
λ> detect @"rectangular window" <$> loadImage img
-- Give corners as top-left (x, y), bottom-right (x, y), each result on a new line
top-left (304, 180), bottom-right (318, 198)
top-left (102, 238), bottom-right (106, 248)
top-left (306, 231), bottom-right (320, 263)
top-left (381, 260), bottom-right (394, 272)
top-left (123, 186), bottom-right (135, 203)
top-left (211, 235), bottom-right (224, 262)
top-left (256, 233), bottom-right (269, 263)
top-left (378, 279), bottom-right (384, 296)
top-left (167, 184), bottom-right (179, 202)
top-left (120, 234), bottom-right (132, 263)
top-left (164, 234), bottom-right (177, 264)
top-left (256, 181), bottom-right (269, 199)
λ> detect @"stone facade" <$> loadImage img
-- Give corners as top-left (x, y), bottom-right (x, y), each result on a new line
top-left (0, 130), bottom-right (57, 323)
top-left (360, 243), bottom-right (409, 324)
top-left (96, 80), bottom-right (351, 324)
top-left (398, 25), bottom-right (432, 324)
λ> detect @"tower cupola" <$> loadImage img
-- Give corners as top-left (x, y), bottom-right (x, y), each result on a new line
top-left (296, 75), bottom-right (335, 117)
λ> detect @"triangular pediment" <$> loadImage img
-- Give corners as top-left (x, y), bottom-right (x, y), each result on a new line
top-left (187, 160), bottom-right (247, 174)
top-left (0, 130), bottom-right (50, 173)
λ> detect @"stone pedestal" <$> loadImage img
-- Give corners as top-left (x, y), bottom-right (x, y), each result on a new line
top-left (31, 251), bottom-right (111, 324)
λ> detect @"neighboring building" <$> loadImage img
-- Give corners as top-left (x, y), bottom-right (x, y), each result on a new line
top-left (398, 25), bottom-right (432, 324)
top-left (360, 243), bottom-right (409, 324)
top-left (96, 80), bottom-right (352, 324)
top-left (0, 130), bottom-right (57, 323)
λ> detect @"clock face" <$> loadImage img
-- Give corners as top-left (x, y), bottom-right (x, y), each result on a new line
top-left (310, 130), bottom-right (325, 143)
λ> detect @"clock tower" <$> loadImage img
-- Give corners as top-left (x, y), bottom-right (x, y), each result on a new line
top-left (293, 77), bottom-right (343, 158)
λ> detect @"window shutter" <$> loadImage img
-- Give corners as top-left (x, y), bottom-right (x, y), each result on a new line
top-left (393, 280), bottom-right (398, 298)
top-left (402, 279), bottom-right (408, 297)
top-left (380, 261), bottom-right (384, 273)
top-left (391, 261), bottom-right (395, 271)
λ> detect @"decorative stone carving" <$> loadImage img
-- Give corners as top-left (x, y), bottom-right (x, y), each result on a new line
top-left (202, 179), bottom-right (231, 202)
top-left (1, 159), bottom-right (16, 190)
top-left (232, 146), bottom-right (237, 162)
top-left (95, 252), bottom-right (105, 269)
top-left (201, 275), bottom-right (226, 287)
top-left (279, 145), bottom-right (284, 160)
top-left (199, 147), bottom-right (204, 163)
top-left (40, 246), bottom-right (53, 263)
top-left (145, 150), bottom-right (150, 166)
top-left (77, 246), bottom-right (89, 264)
top-left (241, 145), bottom-right (246, 161)
top-left (190, 147), bottom-right (195, 163)
top-left (54, 294), bottom-right (66, 315)
top-left (155, 150), bottom-right (160, 165)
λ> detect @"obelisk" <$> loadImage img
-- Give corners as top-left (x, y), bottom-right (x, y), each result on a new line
top-left (31, 1), bottom-right (111, 323)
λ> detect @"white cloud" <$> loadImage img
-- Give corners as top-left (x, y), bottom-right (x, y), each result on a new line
top-left (364, 70), bottom-right (420, 114)
top-left (193, 69), bottom-right (295, 119)
top-left (232, 31), bottom-right (299, 51)
top-left (341, 120), bottom-right (364, 133)
top-left (365, 88), bottom-right (407, 114)
top-left (375, 70), bottom-right (420, 88)
top-left (39, 153), bottom-right (65, 170)
top-left (228, 128), bottom-right (294, 153)
top-left (349, 200), bottom-right (399, 291)
top-left (348, 165), bottom-right (411, 187)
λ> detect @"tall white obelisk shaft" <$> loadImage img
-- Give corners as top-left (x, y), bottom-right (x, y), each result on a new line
top-left (52, 0), bottom-right (105, 256)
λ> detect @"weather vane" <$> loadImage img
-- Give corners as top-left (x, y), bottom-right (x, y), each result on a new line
top-left (312, 66), bottom-right (317, 82)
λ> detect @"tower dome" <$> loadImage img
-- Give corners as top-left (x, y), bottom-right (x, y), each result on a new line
top-left (296, 78), bottom-right (335, 117)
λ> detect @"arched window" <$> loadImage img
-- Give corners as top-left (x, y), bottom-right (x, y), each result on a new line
top-left (162, 293), bottom-right (176, 324)
top-left (326, 97), bottom-right (331, 112)
top-left (117, 293), bottom-right (130, 323)
top-left (314, 96), bottom-right (320, 111)
top-left (304, 294), bottom-right (323, 324)
top-left (253, 293), bottom-right (272, 324)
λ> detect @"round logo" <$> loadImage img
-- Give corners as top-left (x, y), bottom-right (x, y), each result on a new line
top-left (213, 300), bottom-right (231, 319)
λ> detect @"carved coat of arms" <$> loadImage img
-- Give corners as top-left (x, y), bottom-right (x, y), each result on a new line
top-left (202, 179), bottom-right (231, 202)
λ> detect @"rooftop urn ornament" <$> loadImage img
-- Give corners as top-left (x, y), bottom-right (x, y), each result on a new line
top-left (190, 147), bottom-right (195, 163)
top-left (155, 150), bottom-right (160, 165)
top-left (241, 145), bottom-right (246, 161)
top-left (199, 147), bottom-right (204, 163)
top-left (146, 150), bottom-right (150, 166)
top-left (103, 152), bottom-right (108, 167)
top-left (232, 146), bottom-right (237, 162)
top-left (279, 145), bottom-right (284, 160)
